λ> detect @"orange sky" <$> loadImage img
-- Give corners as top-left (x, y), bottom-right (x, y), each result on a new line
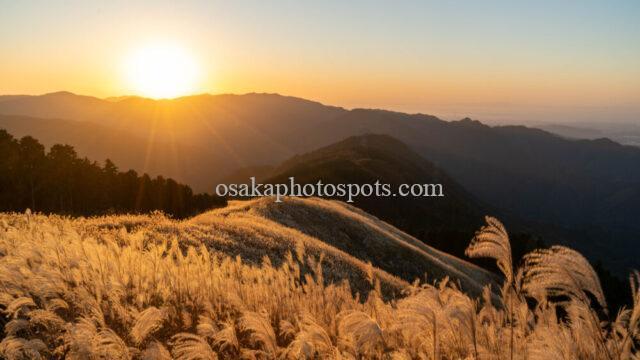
top-left (1, 1), bottom-right (639, 123)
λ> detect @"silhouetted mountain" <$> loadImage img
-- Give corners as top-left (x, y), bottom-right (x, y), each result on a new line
top-left (1, 92), bottom-right (639, 275)
top-left (536, 124), bottom-right (604, 140)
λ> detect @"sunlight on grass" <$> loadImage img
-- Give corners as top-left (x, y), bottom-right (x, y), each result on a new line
top-left (0, 207), bottom-right (638, 359)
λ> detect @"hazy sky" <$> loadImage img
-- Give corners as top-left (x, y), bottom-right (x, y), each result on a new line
top-left (1, 0), bottom-right (639, 123)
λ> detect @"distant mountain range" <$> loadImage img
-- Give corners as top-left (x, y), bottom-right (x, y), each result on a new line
top-left (1, 91), bottom-right (639, 276)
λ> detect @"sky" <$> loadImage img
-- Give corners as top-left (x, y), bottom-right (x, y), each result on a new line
top-left (1, 0), bottom-right (639, 124)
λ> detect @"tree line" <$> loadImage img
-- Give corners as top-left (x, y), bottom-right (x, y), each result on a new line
top-left (0, 129), bottom-right (226, 218)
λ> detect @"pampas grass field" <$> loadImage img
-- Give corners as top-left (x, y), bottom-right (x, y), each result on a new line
top-left (0, 198), bottom-right (638, 359)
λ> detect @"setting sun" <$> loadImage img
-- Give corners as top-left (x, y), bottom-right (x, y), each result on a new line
top-left (124, 43), bottom-right (199, 99)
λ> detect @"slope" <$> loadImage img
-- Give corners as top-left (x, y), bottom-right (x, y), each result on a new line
top-left (190, 196), bottom-right (498, 297)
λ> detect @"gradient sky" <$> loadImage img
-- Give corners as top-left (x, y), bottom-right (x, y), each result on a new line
top-left (1, 0), bottom-right (639, 124)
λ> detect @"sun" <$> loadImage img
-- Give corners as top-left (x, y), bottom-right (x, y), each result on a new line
top-left (124, 43), bottom-right (200, 99)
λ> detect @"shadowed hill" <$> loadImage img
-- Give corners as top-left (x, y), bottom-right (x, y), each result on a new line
top-left (263, 134), bottom-right (490, 261)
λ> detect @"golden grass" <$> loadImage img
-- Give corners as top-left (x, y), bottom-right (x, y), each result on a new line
top-left (0, 200), bottom-right (638, 359)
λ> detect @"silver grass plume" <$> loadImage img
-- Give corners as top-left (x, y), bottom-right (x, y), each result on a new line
top-left (170, 333), bottom-right (217, 360)
top-left (337, 310), bottom-right (385, 356)
top-left (616, 270), bottom-right (640, 358)
top-left (238, 311), bottom-right (278, 356)
top-left (0, 336), bottom-right (48, 359)
top-left (212, 320), bottom-right (239, 354)
top-left (95, 328), bottom-right (133, 359)
top-left (196, 315), bottom-right (219, 340)
top-left (465, 216), bottom-right (513, 284)
top-left (282, 313), bottom-right (335, 358)
top-left (131, 306), bottom-right (167, 345)
top-left (522, 245), bottom-right (606, 310)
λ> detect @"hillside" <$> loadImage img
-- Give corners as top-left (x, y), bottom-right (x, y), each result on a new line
top-left (199, 196), bottom-right (498, 295)
top-left (0, 196), bottom-right (495, 298)
top-left (0, 92), bottom-right (345, 185)
top-left (1, 200), bottom-right (637, 359)
top-left (305, 109), bottom-right (640, 230)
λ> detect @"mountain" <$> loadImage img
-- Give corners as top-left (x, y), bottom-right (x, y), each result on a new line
top-left (0, 92), bottom-right (345, 175)
top-left (1, 92), bottom-right (639, 275)
top-left (191, 196), bottom-right (498, 297)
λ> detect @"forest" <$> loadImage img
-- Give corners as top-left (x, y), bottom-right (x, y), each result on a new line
top-left (0, 129), bottom-right (225, 218)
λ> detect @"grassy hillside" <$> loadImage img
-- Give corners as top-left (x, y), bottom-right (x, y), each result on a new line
top-left (1, 202), bottom-right (638, 359)
top-left (203, 197), bottom-right (498, 295)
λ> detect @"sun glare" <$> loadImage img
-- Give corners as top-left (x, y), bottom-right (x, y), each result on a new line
top-left (124, 43), bottom-right (199, 99)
